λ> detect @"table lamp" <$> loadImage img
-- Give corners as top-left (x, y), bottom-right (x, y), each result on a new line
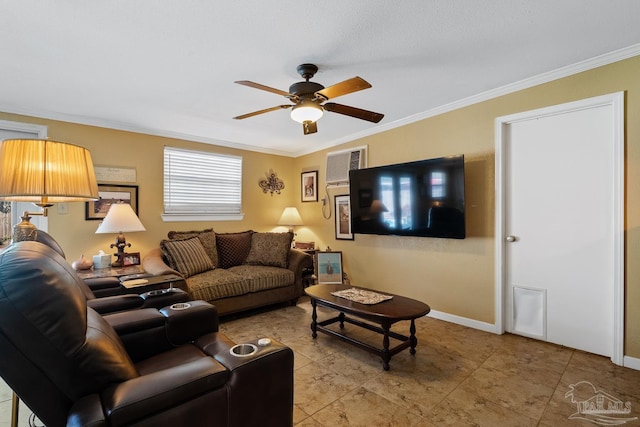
top-left (278, 207), bottom-right (303, 233)
top-left (0, 138), bottom-right (99, 242)
top-left (278, 206), bottom-right (303, 246)
top-left (95, 202), bottom-right (146, 267)
top-left (0, 138), bottom-right (98, 427)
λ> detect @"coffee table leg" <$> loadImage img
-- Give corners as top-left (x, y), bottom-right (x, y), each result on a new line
top-left (310, 298), bottom-right (318, 339)
top-left (382, 322), bottom-right (391, 371)
top-left (338, 312), bottom-right (346, 329)
top-left (410, 319), bottom-right (417, 355)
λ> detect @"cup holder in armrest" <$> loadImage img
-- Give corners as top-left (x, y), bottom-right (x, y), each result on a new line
top-left (230, 343), bottom-right (258, 357)
top-left (170, 302), bottom-right (191, 310)
top-left (148, 289), bottom-right (170, 296)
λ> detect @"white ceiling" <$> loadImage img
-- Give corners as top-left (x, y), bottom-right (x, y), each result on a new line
top-left (2, 1), bottom-right (640, 157)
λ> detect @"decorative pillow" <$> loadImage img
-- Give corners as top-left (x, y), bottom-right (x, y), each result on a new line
top-left (216, 231), bottom-right (253, 269)
top-left (244, 232), bottom-right (292, 268)
top-left (167, 228), bottom-right (218, 266)
top-left (160, 237), bottom-right (214, 278)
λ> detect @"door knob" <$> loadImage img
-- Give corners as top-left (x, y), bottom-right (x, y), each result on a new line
top-left (506, 235), bottom-right (517, 242)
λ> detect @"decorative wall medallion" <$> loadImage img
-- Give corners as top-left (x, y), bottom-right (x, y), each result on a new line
top-left (259, 169), bottom-right (285, 196)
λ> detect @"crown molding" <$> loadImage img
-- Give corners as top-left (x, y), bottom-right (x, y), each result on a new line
top-left (3, 43), bottom-right (639, 158)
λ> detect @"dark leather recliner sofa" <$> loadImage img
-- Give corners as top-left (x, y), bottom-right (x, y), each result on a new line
top-left (0, 241), bottom-right (294, 427)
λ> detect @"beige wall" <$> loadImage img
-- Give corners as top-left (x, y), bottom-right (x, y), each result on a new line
top-left (0, 113), bottom-right (299, 262)
top-left (293, 56), bottom-right (640, 359)
top-left (1, 55), bottom-right (639, 358)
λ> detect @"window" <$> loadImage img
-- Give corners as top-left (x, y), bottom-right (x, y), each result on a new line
top-left (163, 146), bottom-right (243, 221)
top-left (430, 171), bottom-right (446, 198)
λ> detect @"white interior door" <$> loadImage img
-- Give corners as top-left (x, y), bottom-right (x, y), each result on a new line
top-left (496, 93), bottom-right (624, 363)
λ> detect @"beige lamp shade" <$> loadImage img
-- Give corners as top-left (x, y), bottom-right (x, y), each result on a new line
top-left (278, 207), bottom-right (304, 229)
top-left (0, 139), bottom-right (99, 204)
top-left (96, 203), bottom-right (146, 234)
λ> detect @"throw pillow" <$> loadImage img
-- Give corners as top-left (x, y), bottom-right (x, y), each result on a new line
top-left (216, 231), bottom-right (253, 269)
top-left (244, 232), bottom-right (292, 268)
top-left (168, 228), bottom-right (218, 266)
top-left (160, 237), bottom-right (214, 278)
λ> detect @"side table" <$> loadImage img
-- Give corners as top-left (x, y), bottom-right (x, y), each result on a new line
top-left (76, 265), bottom-right (145, 280)
top-left (120, 273), bottom-right (188, 294)
top-left (300, 249), bottom-right (317, 287)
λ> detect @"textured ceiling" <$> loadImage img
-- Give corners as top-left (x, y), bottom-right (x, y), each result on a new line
top-left (2, 1), bottom-right (640, 157)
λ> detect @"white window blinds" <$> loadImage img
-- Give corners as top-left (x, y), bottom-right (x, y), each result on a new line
top-left (164, 146), bottom-right (242, 215)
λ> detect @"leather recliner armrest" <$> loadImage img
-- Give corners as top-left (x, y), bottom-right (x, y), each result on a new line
top-left (103, 308), bottom-right (172, 360)
top-left (139, 288), bottom-right (190, 309)
top-left (87, 289), bottom-right (190, 315)
top-left (159, 300), bottom-right (219, 345)
top-left (100, 358), bottom-right (229, 426)
top-left (84, 276), bottom-right (125, 297)
top-left (103, 302), bottom-right (220, 361)
top-left (66, 394), bottom-right (107, 427)
top-left (87, 294), bottom-right (144, 314)
top-left (207, 338), bottom-right (294, 427)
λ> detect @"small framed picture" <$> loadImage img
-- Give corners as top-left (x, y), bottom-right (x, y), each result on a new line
top-left (301, 170), bottom-right (318, 202)
top-left (334, 195), bottom-right (354, 240)
top-left (122, 252), bottom-right (141, 266)
top-left (86, 184), bottom-right (139, 220)
top-left (315, 251), bottom-right (343, 284)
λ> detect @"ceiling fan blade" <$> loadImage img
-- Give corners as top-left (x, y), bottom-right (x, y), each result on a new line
top-left (323, 102), bottom-right (384, 123)
top-left (234, 80), bottom-right (293, 98)
top-left (233, 105), bottom-right (291, 120)
top-left (315, 77), bottom-right (371, 100)
top-left (302, 121), bottom-right (317, 135)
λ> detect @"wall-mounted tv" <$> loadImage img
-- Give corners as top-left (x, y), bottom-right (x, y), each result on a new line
top-left (349, 155), bottom-right (465, 239)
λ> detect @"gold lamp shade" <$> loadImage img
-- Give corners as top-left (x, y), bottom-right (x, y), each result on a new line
top-left (0, 139), bottom-right (99, 241)
top-left (0, 139), bottom-right (99, 204)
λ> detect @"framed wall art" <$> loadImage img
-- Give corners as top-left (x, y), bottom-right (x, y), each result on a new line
top-left (334, 195), bottom-right (354, 240)
top-left (301, 170), bottom-right (318, 202)
top-left (86, 184), bottom-right (139, 220)
top-left (315, 251), bottom-right (343, 284)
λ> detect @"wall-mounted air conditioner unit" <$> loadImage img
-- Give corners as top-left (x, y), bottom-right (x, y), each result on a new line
top-left (325, 145), bottom-right (367, 187)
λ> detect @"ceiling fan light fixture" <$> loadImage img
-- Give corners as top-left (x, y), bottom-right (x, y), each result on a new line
top-left (290, 100), bottom-right (323, 123)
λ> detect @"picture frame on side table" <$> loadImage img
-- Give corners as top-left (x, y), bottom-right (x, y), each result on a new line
top-left (86, 184), bottom-right (139, 220)
top-left (301, 170), bottom-right (318, 202)
top-left (334, 195), bottom-right (354, 240)
top-left (122, 252), bottom-right (141, 266)
top-left (315, 251), bottom-right (343, 284)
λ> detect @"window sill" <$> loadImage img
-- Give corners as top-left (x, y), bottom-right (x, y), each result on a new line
top-left (161, 213), bottom-right (244, 222)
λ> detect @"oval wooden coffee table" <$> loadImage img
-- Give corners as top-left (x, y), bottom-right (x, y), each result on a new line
top-left (305, 284), bottom-right (430, 370)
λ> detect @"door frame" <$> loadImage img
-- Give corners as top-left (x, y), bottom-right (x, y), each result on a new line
top-left (0, 119), bottom-right (49, 231)
top-left (494, 92), bottom-right (624, 365)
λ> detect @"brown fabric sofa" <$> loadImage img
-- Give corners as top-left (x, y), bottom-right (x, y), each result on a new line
top-left (143, 229), bottom-right (313, 316)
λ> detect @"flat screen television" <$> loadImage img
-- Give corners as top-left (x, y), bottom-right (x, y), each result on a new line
top-left (349, 155), bottom-right (465, 239)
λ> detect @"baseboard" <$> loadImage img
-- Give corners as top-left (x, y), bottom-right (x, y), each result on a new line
top-left (623, 355), bottom-right (640, 371)
top-left (427, 309), bottom-right (500, 334)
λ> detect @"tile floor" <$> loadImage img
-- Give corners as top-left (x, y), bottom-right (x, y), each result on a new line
top-left (2, 297), bottom-right (640, 426)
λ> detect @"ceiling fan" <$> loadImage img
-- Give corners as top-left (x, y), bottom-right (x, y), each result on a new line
top-left (233, 63), bottom-right (384, 135)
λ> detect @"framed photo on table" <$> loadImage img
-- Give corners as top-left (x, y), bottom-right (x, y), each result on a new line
top-left (122, 252), bottom-right (141, 266)
top-left (86, 184), bottom-right (138, 220)
top-left (301, 170), bottom-right (318, 202)
top-left (334, 195), bottom-right (354, 240)
top-left (315, 251), bottom-right (343, 284)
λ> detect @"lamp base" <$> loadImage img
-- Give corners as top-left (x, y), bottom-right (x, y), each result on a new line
top-left (110, 232), bottom-right (131, 267)
top-left (12, 212), bottom-right (38, 242)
